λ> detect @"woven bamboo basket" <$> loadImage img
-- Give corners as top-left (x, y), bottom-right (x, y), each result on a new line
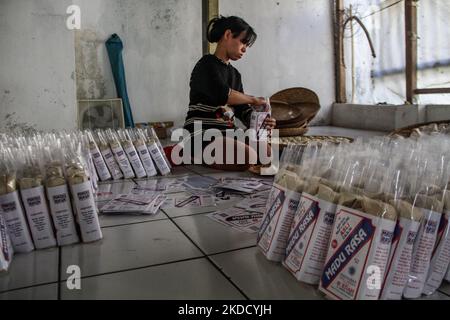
top-left (271, 135), bottom-right (354, 151)
top-left (389, 120), bottom-right (450, 138)
top-left (270, 87), bottom-right (320, 137)
top-left (248, 135), bottom-right (353, 175)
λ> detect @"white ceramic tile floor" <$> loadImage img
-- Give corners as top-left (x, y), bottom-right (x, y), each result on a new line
top-left (2, 143), bottom-right (450, 300)
top-left (161, 192), bottom-right (219, 218)
top-left (210, 247), bottom-right (325, 300)
top-left (439, 282), bottom-right (450, 296)
top-left (0, 284), bottom-right (57, 300)
top-left (60, 258), bottom-right (245, 300)
top-left (60, 220), bottom-right (203, 280)
top-left (99, 210), bottom-right (168, 228)
top-left (0, 247), bottom-right (59, 293)
top-left (173, 213), bottom-right (257, 255)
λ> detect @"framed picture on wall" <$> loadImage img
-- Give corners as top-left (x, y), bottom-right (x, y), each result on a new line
top-left (77, 99), bottom-right (125, 130)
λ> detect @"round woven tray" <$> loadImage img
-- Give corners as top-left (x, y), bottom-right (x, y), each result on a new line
top-left (247, 135), bottom-right (353, 175)
top-left (270, 87), bottom-right (320, 132)
top-left (389, 120), bottom-right (450, 138)
top-left (278, 126), bottom-right (309, 137)
top-left (271, 135), bottom-right (354, 151)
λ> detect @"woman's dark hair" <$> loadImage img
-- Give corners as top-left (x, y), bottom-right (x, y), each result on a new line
top-left (207, 16), bottom-right (257, 47)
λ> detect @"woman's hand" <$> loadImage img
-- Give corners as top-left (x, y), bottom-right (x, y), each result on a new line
top-left (263, 117), bottom-right (277, 130)
top-left (250, 96), bottom-right (266, 106)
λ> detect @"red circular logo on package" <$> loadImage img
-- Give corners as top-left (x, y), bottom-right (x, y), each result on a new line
top-left (331, 239), bottom-right (337, 249)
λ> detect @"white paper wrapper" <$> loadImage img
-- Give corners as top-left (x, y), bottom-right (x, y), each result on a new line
top-left (147, 142), bottom-right (170, 176)
top-left (90, 144), bottom-right (111, 181)
top-left (319, 205), bottom-right (396, 300)
top-left (380, 217), bottom-right (420, 300)
top-left (0, 191), bottom-right (34, 253)
top-left (283, 194), bottom-right (337, 285)
top-left (111, 144), bottom-right (135, 179)
top-left (422, 211), bottom-right (450, 295)
top-left (0, 214), bottom-right (14, 272)
top-left (403, 208), bottom-right (442, 299)
top-left (100, 147), bottom-right (123, 180)
top-left (257, 183), bottom-right (293, 261)
top-left (46, 184), bottom-right (80, 246)
top-left (21, 185), bottom-right (57, 249)
top-left (123, 143), bottom-right (147, 178)
top-left (250, 111), bottom-right (271, 141)
top-left (135, 144), bottom-right (158, 177)
top-left (70, 181), bottom-right (103, 242)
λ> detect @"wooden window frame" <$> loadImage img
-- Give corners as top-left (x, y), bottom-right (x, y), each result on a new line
top-left (335, 0), bottom-right (450, 104)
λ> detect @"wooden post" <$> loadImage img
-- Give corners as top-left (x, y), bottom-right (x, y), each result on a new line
top-left (334, 0), bottom-right (346, 103)
top-left (405, 0), bottom-right (418, 104)
top-left (202, 0), bottom-right (219, 55)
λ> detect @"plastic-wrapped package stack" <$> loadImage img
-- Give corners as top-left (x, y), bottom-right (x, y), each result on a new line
top-left (259, 131), bottom-right (450, 300)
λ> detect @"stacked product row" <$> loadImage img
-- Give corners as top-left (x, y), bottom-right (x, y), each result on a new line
top-left (259, 133), bottom-right (450, 300)
top-left (0, 127), bottom-right (171, 273)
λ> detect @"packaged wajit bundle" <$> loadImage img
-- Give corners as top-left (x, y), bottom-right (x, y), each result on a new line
top-left (105, 129), bottom-right (135, 179)
top-left (117, 129), bottom-right (146, 179)
top-left (0, 214), bottom-right (14, 272)
top-left (283, 144), bottom-right (342, 285)
top-left (0, 146), bottom-right (34, 253)
top-left (64, 141), bottom-right (103, 243)
top-left (86, 130), bottom-right (111, 182)
top-left (143, 128), bottom-right (171, 176)
top-left (319, 147), bottom-right (397, 300)
top-left (18, 144), bottom-right (57, 250)
top-left (403, 155), bottom-right (446, 299)
top-left (258, 144), bottom-right (306, 261)
top-left (42, 139), bottom-right (80, 246)
top-left (95, 130), bottom-right (123, 180)
top-left (129, 129), bottom-right (158, 177)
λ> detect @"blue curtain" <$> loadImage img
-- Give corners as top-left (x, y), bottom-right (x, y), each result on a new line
top-left (106, 34), bottom-right (135, 128)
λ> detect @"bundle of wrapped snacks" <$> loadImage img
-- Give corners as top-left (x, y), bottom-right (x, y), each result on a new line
top-left (0, 214), bottom-right (14, 272)
top-left (148, 127), bottom-right (172, 170)
top-left (258, 144), bottom-right (311, 261)
top-left (129, 129), bottom-right (158, 177)
top-left (283, 144), bottom-right (343, 285)
top-left (95, 130), bottom-right (123, 180)
top-left (18, 145), bottom-right (57, 249)
top-left (379, 164), bottom-right (423, 300)
top-left (423, 188), bottom-right (450, 295)
top-left (142, 128), bottom-right (171, 176)
top-left (42, 140), bottom-right (80, 246)
top-left (318, 145), bottom-right (398, 300)
top-left (403, 137), bottom-right (450, 299)
top-left (117, 129), bottom-right (147, 179)
top-left (63, 140), bottom-right (102, 243)
top-left (0, 147), bottom-right (35, 253)
top-left (105, 129), bottom-right (135, 179)
top-left (86, 131), bottom-right (111, 182)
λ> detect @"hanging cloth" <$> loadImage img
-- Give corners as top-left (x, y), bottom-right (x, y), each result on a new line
top-left (106, 33), bottom-right (135, 128)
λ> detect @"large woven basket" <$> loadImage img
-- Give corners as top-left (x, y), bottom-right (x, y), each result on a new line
top-left (271, 135), bottom-right (354, 151)
top-left (270, 87), bottom-right (320, 137)
top-left (389, 120), bottom-right (450, 138)
top-left (248, 135), bottom-right (353, 175)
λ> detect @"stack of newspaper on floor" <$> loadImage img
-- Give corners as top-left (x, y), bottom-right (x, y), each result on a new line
top-left (207, 178), bottom-right (273, 233)
top-left (100, 192), bottom-right (166, 215)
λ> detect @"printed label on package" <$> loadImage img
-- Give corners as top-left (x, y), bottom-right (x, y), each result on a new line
top-left (46, 184), bottom-right (80, 246)
top-left (20, 186), bottom-right (57, 249)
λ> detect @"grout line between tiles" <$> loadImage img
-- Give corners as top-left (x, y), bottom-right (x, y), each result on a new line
top-left (438, 289), bottom-right (450, 297)
top-left (0, 281), bottom-right (59, 295)
top-left (168, 214), bottom-right (250, 300)
top-left (99, 216), bottom-right (169, 229)
top-left (207, 245), bottom-right (257, 257)
top-left (59, 256), bottom-right (206, 283)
